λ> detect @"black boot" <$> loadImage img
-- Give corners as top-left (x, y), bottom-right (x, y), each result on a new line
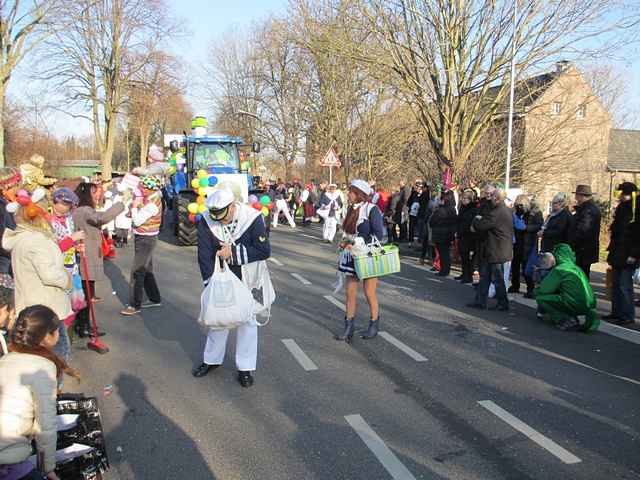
top-left (334, 317), bottom-right (355, 342)
top-left (238, 370), bottom-right (254, 388)
top-left (361, 318), bottom-right (379, 339)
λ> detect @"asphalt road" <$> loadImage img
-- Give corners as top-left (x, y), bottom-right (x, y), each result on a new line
top-left (68, 223), bottom-right (640, 480)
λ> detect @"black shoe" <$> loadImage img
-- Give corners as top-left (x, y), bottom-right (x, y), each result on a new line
top-left (459, 278), bottom-right (472, 284)
top-left (523, 291), bottom-right (535, 299)
top-left (507, 286), bottom-right (519, 294)
top-left (454, 275), bottom-right (463, 281)
top-left (602, 314), bottom-right (620, 321)
top-left (612, 318), bottom-right (635, 326)
top-left (361, 319), bottom-right (379, 339)
top-left (192, 363), bottom-right (219, 378)
top-left (437, 272), bottom-right (449, 277)
top-left (335, 318), bottom-right (355, 342)
top-left (466, 303), bottom-right (486, 310)
top-left (489, 305), bottom-right (509, 312)
top-left (238, 371), bottom-right (254, 388)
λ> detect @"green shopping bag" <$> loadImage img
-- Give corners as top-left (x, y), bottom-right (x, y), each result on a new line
top-left (354, 239), bottom-right (401, 279)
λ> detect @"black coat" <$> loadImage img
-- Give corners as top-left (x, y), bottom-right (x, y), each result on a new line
top-left (457, 202), bottom-right (479, 251)
top-left (568, 199), bottom-right (601, 265)
top-left (472, 202), bottom-right (514, 264)
top-left (429, 204), bottom-right (458, 244)
top-left (541, 208), bottom-right (572, 253)
top-left (0, 197), bottom-right (15, 275)
top-left (513, 207), bottom-right (543, 257)
top-left (606, 198), bottom-right (640, 268)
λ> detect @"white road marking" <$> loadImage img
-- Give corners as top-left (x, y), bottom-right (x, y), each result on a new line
top-left (268, 257), bottom-right (284, 266)
top-left (345, 414), bottom-right (417, 480)
top-left (323, 294), bottom-right (346, 311)
top-left (379, 332), bottom-right (428, 362)
top-left (281, 339), bottom-right (318, 371)
top-left (478, 400), bottom-right (581, 464)
top-left (597, 321), bottom-right (640, 345)
top-left (300, 233), bottom-right (318, 240)
top-left (290, 273), bottom-right (312, 285)
top-left (425, 277), bottom-right (443, 283)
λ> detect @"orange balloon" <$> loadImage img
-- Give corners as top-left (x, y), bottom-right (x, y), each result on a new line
top-left (25, 204), bottom-right (41, 219)
top-left (196, 196), bottom-right (205, 205)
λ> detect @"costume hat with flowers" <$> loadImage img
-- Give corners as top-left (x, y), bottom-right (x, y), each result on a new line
top-left (0, 167), bottom-right (22, 191)
top-left (6, 187), bottom-right (48, 220)
top-left (140, 175), bottom-right (162, 191)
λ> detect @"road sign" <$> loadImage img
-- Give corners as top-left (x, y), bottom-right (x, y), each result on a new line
top-left (320, 148), bottom-right (341, 167)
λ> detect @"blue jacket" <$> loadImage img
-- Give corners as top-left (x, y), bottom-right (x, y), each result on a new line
top-left (197, 214), bottom-right (271, 283)
top-left (356, 205), bottom-right (385, 243)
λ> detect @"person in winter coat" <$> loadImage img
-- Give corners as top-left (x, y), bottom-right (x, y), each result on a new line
top-left (427, 190), bottom-right (458, 277)
top-left (406, 180), bottom-right (427, 244)
top-left (395, 181), bottom-right (411, 241)
top-left (456, 190), bottom-right (479, 283)
top-left (335, 180), bottom-right (385, 342)
top-left (535, 243), bottom-right (599, 332)
top-left (468, 188), bottom-right (514, 311)
top-left (0, 167), bottom-right (21, 289)
top-left (385, 189), bottom-right (401, 243)
top-left (192, 189), bottom-right (272, 388)
top-left (603, 182), bottom-right (640, 325)
top-left (509, 194), bottom-right (544, 297)
top-left (73, 182), bottom-right (124, 332)
top-left (272, 180), bottom-right (296, 229)
top-left (113, 182), bottom-right (132, 247)
top-left (318, 183), bottom-right (343, 242)
top-left (567, 185), bottom-right (601, 279)
top-left (539, 192), bottom-right (572, 253)
top-left (0, 305), bottom-right (80, 480)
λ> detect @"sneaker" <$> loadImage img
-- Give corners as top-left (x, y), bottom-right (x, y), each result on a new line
top-left (141, 301), bottom-right (163, 309)
top-left (120, 306), bottom-right (141, 316)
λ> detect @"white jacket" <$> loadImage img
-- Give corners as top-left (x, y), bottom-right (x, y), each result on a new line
top-left (0, 352), bottom-right (58, 472)
top-left (2, 226), bottom-right (72, 320)
top-left (114, 195), bottom-right (132, 230)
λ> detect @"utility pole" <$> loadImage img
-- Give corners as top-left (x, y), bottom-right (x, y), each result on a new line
top-left (505, 0), bottom-right (518, 191)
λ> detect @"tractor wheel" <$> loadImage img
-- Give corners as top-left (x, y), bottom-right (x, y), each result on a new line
top-left (176, 196), bottom-right (198, 246)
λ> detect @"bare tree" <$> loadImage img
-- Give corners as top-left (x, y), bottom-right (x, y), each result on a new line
top-left (40, 0), bottom-right (176, 178)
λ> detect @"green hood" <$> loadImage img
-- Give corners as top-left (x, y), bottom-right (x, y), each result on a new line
top-left (552, 243), bottom-right (576, 265)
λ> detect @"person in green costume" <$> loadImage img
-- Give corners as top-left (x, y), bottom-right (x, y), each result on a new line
top-left (534, 243), bottom-right (599, 332)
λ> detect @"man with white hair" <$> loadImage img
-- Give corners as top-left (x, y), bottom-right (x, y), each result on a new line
top-left (192, 189), bottom-right (273, 387)
top-left (468, 188), bottom-right (514, 311)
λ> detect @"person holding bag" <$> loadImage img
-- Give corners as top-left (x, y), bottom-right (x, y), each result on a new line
top-left (335, 179), bottom-right (385, 342)
top-left (192, 189), bottom-right (273, 388)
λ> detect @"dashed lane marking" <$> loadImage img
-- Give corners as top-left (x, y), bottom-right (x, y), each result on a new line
top-left (290, 273), bottom-right (312, 285)
top-left (299, 233), bottom-right (319, 240)
top-left (281, 339), bottom-right (318, 371)
top-left (323, 295), bottom-right (346, 311)
top-left (478, 400), bottom-right (582, 465)
top-left (345, 414), bottom-right (417, 480)
top-left (379, 331), bottom-right (428, 362)
top-left (268, 257), bottom-right (284, 266)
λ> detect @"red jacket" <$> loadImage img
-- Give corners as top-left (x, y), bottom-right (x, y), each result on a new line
top-left (377, 191), bottom-right (391, 214)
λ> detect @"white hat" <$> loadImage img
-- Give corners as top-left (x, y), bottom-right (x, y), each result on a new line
top-left (350, 179), bottom-right (372, 196)
top-left (205, 189), bottom-right (235, 220)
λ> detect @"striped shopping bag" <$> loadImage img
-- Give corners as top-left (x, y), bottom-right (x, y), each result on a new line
top-left (354, 244), bottom-right (401, 279)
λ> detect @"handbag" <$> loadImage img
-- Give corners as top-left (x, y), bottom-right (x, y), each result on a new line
top-left (198, 259), bottom-right (255, 329)
top-left (70, 269), bottom-right (87, 312)
top-left (353, 236), bottom-right (401, 279)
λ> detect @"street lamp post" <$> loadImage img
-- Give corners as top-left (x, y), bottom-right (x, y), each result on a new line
top-left (505, 0), bottom-right (518, 191)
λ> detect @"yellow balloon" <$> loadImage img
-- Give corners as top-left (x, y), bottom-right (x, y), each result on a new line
top-left (191, 179), bottom-right (200, 189)
top-left (197, 170), bottom-right (208, 179)
top-left (187, 203), bottom-right (199, 214)
top-left (261, 206), bottom-right (269, 216)
top-left (198, 187), bottom-right (207, 196)
top-left (198, 204), bottom-right (207, 214)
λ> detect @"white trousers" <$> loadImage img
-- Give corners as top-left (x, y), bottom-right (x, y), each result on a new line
top-left (203, 322), bottom-right (258, 371)
top-left (323, 216), bottom-right (338, 241)
top-left (272, 199), bottom-right (295, 228)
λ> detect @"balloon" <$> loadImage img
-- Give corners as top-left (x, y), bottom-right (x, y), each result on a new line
top-left (199, 177), bottom-right (209, 187)
top-left (252, 202), bottom-right (262, 211)
top-left (248, 194), bottom-right (258, 204)
top-left (261, 206), bottom-right (269, 217)
top-left (191, 179), bottom-right (200, 189)
top-left (25, 204), bottom-right (40, 219)
top-left (260, 195), bottom-right (270, 206)
top-left (16, 189), bottom-right (29, 198)
top-left (197, 170), bottom-right (208, 179)
top-left (187, 203), bottom-right (199, 214)
top-left (198, 204), bottom-right (207, 214)
top-left (208, 176), bottom-right (218, 187)
top-left (169, 158), bottom-right (177, 167)
top-left (17, 196), bottom-right (30, 206)
top-left (267, 202), bottom-right (274, 210)
top-left (195, 214), bottom-right (202, 222)
top-left (167, 166), bottom-right (176, 175)
top-left (198, 187), bottom-right (207, 196)
top-left (188, 213), bottom-right (196, 223)
top-left (196, 195), bottom-right (205, 205)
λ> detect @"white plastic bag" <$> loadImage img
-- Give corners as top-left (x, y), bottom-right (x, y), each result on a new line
top-left (634, 267), bottom-right (640, 285)
top-left (198, 259), bottom-right (255, 330)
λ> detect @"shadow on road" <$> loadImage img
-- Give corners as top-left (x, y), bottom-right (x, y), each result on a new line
top-left (107, 373), bottom-right (216, 479)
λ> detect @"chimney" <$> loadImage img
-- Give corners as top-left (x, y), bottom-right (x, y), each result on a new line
top-left (555, 60), bottom-right (571, 73)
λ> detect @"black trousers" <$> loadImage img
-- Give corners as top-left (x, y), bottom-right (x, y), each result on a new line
top-left (435, 240), bottom-right (451, 275)
top-left (399, 222), bottom-right (408, 242)
top-left (510, 250), bottom-right (534, 293)
top-left (408, 216), bottom-right (417, 241)
top-left (129, 235), bottom-right (162, 309)
top-left (75, 280), bottom-right (95, 331)
top-left (460, 247), bottom-right (473, 281)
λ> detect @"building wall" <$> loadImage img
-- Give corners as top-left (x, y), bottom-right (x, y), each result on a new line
top-left (520, 66), bottom-right (612, 210)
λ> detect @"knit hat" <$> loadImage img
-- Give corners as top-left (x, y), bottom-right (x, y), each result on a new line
top-left (52, 187), bottom-right (79, 206)
top-left (0, 167), bottom-right (21, 190)
top-left (141, 175), bottom-right (162, 191)
top-left (350, 179), bottom-right (372, 196)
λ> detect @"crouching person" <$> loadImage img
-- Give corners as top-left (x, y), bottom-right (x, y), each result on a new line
top-left (192, 189), bottom-right (272, 388)
top-left (534, 243), bottom-right (599, 332)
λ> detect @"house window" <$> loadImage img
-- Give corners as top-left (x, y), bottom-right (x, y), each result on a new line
top-left (576, 104), bottom-right (586, 119)
top-left (551, 102), bottom-right (562, 115)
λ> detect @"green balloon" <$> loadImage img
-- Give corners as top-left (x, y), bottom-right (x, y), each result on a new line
top-left (199, 177), bottom-right (209, 187)
top-left (260, 195), bottom-right (270, 206)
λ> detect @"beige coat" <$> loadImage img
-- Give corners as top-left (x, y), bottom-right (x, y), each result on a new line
top-left (0, 352), bottom-right (58, 473)
top-left (73, 203), bottom-right (124, 281)
top-left (2, 226), bottom-right (72, 320)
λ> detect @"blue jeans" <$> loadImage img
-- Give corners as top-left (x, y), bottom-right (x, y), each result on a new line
top-left (611, 265), bottom-right (636, 321)
top-left (416, 217), bottom-right (426, 244)
top-left (475, 263), bottom-right (509, 309)
top-left (53, 322), bottom-right (70, 362)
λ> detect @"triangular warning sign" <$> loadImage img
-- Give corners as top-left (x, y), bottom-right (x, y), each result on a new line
top-left (320, 148), bottom-right (341, 167)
